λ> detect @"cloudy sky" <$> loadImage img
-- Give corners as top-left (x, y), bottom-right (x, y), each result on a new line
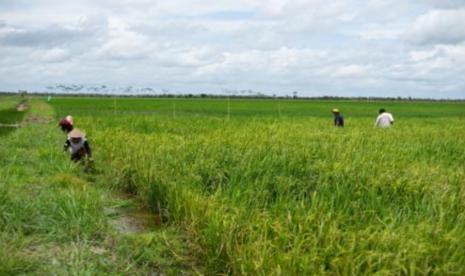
top-left (1, 0), bottom-right (465, 98)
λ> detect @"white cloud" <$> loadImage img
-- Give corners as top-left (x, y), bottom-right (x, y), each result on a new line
top-left (0, 0), bottom-right (464, 98)
top-left (405, 9), bottom-right (465, 45)
top-left (40, 48), bottom-right (71, 62)
top-left (355, 27), bottom-right (402, 41)
top-left (424, 0), bottom-right (465, 9)
top-left (409, 44), bottom-right (465, 68)
top-left (331, 64), bottom-right (371, 78)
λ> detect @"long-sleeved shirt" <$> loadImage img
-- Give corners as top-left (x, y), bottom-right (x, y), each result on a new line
top-left (334, 114), bottom-right (344, 127)
top-left (375, 113), bottom-right (394, 127)
top-left (64, 138), bottom-right (92, 158)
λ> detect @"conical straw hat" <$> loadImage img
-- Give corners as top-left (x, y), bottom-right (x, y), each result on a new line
top-left (68, 129), bottom-right (85, 139)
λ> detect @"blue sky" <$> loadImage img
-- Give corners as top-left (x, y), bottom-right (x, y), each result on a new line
top-left (0, 0), bottom-right (465, 98)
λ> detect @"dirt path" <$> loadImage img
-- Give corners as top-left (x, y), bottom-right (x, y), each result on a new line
top-left (0, 123), bottom-right (20, 128)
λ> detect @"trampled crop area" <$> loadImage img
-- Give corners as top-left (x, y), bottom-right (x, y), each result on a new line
top-left (2, 96), bottom-right (465, 274)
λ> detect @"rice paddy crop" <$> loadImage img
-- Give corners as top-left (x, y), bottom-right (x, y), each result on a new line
top-left (2, 95), bottom-right (465, 274)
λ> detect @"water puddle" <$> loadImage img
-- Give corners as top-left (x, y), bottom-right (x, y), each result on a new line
top-left (105, 205), bottom-right (163, 234)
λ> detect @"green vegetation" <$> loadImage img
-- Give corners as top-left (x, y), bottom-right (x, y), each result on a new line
top-left (2, 95), bottom-right (465, 274)
top-left (0, 97), bottom-right (198, 275)
top-left (50, 96), bottom-right (465, 118)
top-left (0, 96), bottom-right (26, 136)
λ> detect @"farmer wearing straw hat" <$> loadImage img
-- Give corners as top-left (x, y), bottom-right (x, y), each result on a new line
top-left (58, 115), bottom-right (74, 133)
top-left (332, 108), bottom-right (344, 127)
top-left (64, 129), bottom-right (93, 162)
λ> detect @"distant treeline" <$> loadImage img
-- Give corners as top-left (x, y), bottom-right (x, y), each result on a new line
top-left (1, 91), bottom-right (464, 102)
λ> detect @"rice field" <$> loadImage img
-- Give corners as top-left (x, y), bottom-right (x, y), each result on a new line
top-left (2, 95), bottom-right (465, 274)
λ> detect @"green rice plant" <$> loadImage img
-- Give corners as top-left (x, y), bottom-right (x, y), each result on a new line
top-left (49, 96), bottom-right (465, 274)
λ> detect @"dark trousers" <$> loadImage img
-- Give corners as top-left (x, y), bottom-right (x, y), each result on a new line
top-left (71, 149), bottom-right (86, 162)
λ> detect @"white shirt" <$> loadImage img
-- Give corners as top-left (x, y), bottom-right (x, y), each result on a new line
top-left (375, 112), bottom-right (394, 127)
top-left (69, 138), bottom-right (86, 154)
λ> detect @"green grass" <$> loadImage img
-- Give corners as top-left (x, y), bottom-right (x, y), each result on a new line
top-left (0, 98), bottom-right (198, 275)
top-left (3, 96), bottom-right (465, 274)
top-left (0, 96), bottom-right (27, 136)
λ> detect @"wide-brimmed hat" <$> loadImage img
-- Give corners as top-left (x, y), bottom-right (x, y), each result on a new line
top-left (332, 108), bottom-right (340, 113)
top-left (68, 129), bottom-right (85, 139)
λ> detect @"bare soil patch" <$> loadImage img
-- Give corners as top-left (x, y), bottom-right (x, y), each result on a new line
top-left (24, 114), bottom-right (53, 125)
top-left (105, 200), bottom-right (163, 235)
top-left (16, 102), bottom-right (29, 112)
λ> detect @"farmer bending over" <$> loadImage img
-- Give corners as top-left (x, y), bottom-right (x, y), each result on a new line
top-left (64, 129), bottom-right (93, 162)
top-left (332, 108), bottom-right (344, 127)
top-left (58, 115), bottom-right (74, 133)
top-left (375, 108), bottom-right (394, 128)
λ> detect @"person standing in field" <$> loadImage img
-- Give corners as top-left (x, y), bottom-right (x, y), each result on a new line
top-left (64, 129), bottom-right (93, 162)
top-left (332, 108), bottom-right (344, 127)
top-left (375, 108), bottom-right (394, 128)
top-left (58, 115), bottom-right (74, 133)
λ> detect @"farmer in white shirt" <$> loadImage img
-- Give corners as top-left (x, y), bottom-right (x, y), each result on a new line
top-left (375, 108), bottom-right (394, 128)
